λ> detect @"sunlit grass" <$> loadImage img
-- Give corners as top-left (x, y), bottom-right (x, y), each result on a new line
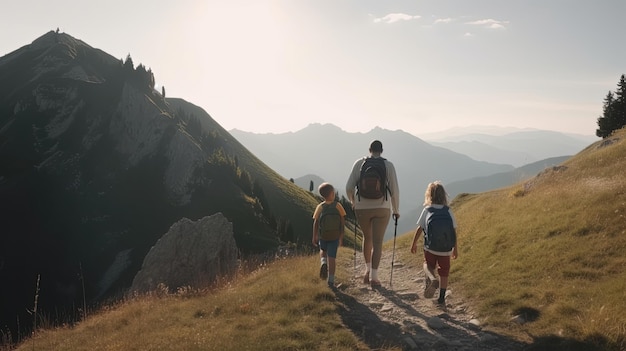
top-left (11, 128), bottom-right (626, 351)
top-left (15, 253), bottom-right (376, 351)
top-left (397, 127), bottom-right (626, 349)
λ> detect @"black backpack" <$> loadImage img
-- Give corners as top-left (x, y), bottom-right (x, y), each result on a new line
top-left (357, 157), bottom-right (388, 200)
top-left (319, 202), bottom-right (342, 241)
top-left (424, 206), bottom-right (456, 252)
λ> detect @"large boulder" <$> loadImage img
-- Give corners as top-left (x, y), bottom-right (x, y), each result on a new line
top-left (131, 213), bottom-right (238, 293)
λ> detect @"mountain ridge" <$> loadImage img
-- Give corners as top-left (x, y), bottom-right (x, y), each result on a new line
top-left (0, 31), bottom-right (318, 337)
top-left (428, 131), bottom-right (595, 167)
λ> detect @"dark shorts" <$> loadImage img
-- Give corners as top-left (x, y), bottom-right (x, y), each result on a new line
top-left (319, 239), bottom-right (340, 258)
top-left (424, 250), bottom-right (451, 277)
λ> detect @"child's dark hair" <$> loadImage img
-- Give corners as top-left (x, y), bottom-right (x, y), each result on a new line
top-left (318, 182), bottom-right (335, 199)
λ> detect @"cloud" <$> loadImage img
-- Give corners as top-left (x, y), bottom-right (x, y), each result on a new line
top-left (373, 13), bottom-right (421, 24)
top-left (465, 18), bottom-right (509, 29)
top-left (463, 32), bottom-right (474, 37)
top-left (433, 18), bottom-right (453, 24)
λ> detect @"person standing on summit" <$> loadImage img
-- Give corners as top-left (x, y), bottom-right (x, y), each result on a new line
top-left (346, 140), bottom-right (400, 287)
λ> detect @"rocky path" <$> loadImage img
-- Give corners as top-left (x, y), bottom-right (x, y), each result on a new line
top-left (333, 249), bottom-right (530, 351)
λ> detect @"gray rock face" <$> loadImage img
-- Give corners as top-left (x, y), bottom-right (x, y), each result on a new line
top-left (131, 213), bottom-right (239, 293)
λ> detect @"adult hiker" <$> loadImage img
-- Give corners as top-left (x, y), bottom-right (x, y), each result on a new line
top-left (346, 140), bottom-right (400, 288)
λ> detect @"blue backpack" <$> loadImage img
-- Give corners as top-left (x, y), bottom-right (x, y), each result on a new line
top-left (424, 206), bottom-right (456, 252)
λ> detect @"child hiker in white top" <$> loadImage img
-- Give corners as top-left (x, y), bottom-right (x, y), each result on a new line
top-left (411, 181), bottom-right (458, 306)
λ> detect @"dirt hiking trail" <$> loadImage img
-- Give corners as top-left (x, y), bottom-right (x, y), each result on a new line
top-left (333, 249), bottom-right (530, 350)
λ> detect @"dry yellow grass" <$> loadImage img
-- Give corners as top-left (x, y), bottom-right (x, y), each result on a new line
top-left (14, 254), bottom-right (377, 351)
top-left (397, 127), bottom-right (626, 350)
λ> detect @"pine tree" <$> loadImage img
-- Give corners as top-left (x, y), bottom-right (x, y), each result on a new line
top-left (615, 74), bottom-right (626, 131)
top-left (123, 54), bottom-right (134, 71)
top-left (596, 74), bottom-right (626, 138)
top-left (596, 91), bottom-right (616, 138)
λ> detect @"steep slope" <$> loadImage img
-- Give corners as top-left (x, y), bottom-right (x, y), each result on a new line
top-left (0, 31), bottom-right (317, 337)
top-left (166, 98), bottom-right (319, 244)
top-left (448, 127), bottom-right (626, 347)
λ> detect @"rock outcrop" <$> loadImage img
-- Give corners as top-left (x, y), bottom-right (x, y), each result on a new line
top-left (131, 213), bottom-right (239, 293)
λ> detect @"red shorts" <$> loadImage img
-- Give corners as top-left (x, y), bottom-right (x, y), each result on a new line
top-left (424, 250), bottom-right (451, 277)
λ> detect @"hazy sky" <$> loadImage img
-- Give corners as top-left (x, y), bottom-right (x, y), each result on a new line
top-left (2, 0), bottom-right (625, 137)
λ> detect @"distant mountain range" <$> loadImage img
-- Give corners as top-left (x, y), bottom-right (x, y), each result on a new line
top-left (231, 123), bottom-right (513, 201)
top-left (445, 155), bottom-right (572, 197)
top-left (420, 127), bottom-right (597, 167)
top-left (231, 124), bottom-right (594, 238)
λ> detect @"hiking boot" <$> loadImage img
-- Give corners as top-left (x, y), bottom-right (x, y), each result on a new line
top-left (435, 299), bottom-right (447, 309)
top-left (424, 279), bottom-right (439, 298)
top-left (320, 263), bottom-right (328, 280)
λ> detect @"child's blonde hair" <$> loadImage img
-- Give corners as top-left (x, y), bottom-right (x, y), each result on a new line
top-left (318, 182), bottom-right (335, 199)
top-left (424, 181), bottom-right (448, 206)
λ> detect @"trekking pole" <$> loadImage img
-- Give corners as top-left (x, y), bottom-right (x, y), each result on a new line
top-left (353, 216), bottom-right (360, 272)
top-left (390, 215), bottom-right (398, 287)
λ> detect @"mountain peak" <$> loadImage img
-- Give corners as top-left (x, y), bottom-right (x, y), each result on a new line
top-left (304, 123), bottom-right (344, 132)
top-left (31, 30), bottom-right (61, 46)
top-left (29, 30), bottom-right (91, 52)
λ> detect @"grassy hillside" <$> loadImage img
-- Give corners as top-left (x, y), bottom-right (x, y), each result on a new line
top-left (400, 127), bottom-right (626, 349)
top-left (8, 129), bottom-right (625, 351)
top-left (10, 253), bottom-right (386, 351)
